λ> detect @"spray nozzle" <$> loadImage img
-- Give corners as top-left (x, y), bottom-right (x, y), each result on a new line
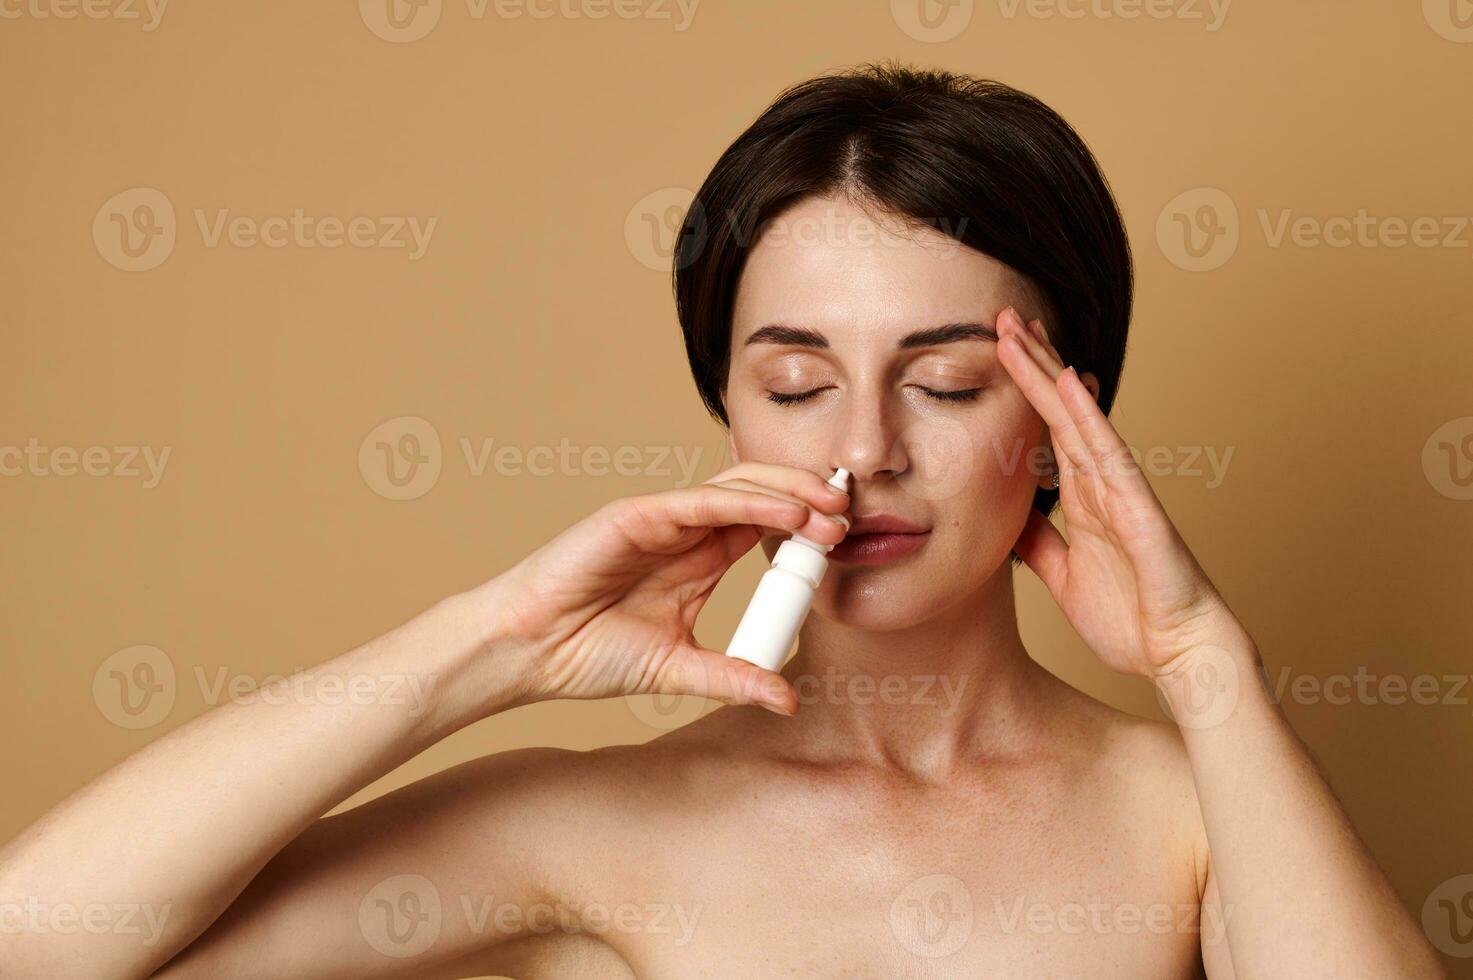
top-left (789, 468), bottom-right (851, 551)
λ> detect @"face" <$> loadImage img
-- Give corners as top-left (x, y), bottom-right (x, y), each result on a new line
top-left (724, 193), bottom-right (1067, 630)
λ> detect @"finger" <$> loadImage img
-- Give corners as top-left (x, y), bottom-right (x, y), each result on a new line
top-left (995, 308), bottom-right (1090, 469)
top-left (705, 476), bottom-right (836, 518)
top-left (702, 465), bottom-right (851, 546)
top-left (613, 485), bottom-right (844, 555)
top-left (706, 479), bottom-right (849, 545)
top-left (707, 483), bottom-right (848, 551)
top-left (1011, 506), bottom-right (1069, 604)
top-left (1057, 366), bottom-right (1137, 482)
top-left (662, 645), bottom-right (798, 715)
top-left (1000, 309), bottom-right (1114, 482)
top-left (1002, 310), bottom-right (1080, 388)
top-left (1027, 317), bottom-right (1062, 363)
top-left (703, 462), bottom-right (851, 515)
top-left (1012, 314), bottom-right (1141, 494)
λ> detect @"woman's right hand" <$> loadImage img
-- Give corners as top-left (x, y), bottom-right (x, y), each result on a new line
top-left (482, 463), bottom-right (851, 715)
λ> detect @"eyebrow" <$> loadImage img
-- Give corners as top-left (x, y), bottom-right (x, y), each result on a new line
top-left (742, 322), bottom-right (999, 350)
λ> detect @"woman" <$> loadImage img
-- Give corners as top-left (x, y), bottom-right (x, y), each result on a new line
top-left (0, 63), bottom-right (1444, 978)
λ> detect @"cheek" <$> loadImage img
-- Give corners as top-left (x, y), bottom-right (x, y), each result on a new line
top-left (725, 399), bottom-right (773, 465)
top-left (981, 390), bottom-right (1046, 482)
top-left (903, 397), bottom-right (1043, 503)
top-left (726, 400), bottom-right (829, 469)
top-left (729, 421), bottom-right (787, 469)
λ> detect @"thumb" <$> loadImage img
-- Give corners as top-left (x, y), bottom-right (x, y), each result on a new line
top-left (1013, 506), bottom-right (1068, 604)
top-left (661, 645), bottom-right (798, 716)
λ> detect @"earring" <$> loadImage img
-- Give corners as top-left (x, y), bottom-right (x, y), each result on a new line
top-left (1050, 472), bottom-right (1061, 490)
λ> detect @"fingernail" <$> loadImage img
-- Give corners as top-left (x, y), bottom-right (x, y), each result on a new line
top-left (760, 701), bottom-right (790, 716)
top-left (829, 513), bottom-right (851, 529)
top-left (825, 483), bottom-right (849, 496)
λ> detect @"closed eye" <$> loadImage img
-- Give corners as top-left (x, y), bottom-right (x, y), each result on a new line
top-left (916, 386), bottom-right (983, 403)
top-left (766, 385), bottom-right (983, 406)
top-left (765, 387), bottom-right (830, 406)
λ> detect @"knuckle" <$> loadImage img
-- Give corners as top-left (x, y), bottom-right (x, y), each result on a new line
top-left (607, 493), bottom-right (666, 540)
top-left (774, 498), bottom-right (807, 525)
top-left (703, 464), bottom-right (744, 486)
top-left (692, 490), bottom-right (721, 528)
top-left (603, 494), bottom-right (647, 527)
top-left (1101, 445), bottom-right (1141, 475)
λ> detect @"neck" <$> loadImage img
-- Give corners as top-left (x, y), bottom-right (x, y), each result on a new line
top-left (777, 562), bottom-right (1054, 778)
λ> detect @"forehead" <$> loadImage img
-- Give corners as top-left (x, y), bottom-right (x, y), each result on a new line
top-left (731, 194), bottom-right (1023, 342)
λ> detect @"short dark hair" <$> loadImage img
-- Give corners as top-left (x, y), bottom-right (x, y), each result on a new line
top-left (673, 60), bottom-right (1133, 520)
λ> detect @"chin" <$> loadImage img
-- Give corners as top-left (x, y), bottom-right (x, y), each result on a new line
top-left (818, 567), bottom-right (984, 633)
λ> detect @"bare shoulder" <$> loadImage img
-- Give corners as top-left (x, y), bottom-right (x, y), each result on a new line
top-left (409, 723), bottom-right (749, 860)
top-left (1085, 691), bottom-right (1194, 785)
top-left (1033, 671), bottom-right (1190, 769)
top-left (444, 720), bottom-right (748, 798)
top-left (1041, 677), bottom-right (1209, 887)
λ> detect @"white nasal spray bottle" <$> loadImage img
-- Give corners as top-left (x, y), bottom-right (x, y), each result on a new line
top-left (724, 468), bottom-right (851, 673)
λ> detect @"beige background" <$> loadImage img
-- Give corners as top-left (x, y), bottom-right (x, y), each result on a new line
top-left (3, 0), bottom-right (1471, 973)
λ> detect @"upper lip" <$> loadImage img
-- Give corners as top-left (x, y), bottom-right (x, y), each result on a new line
top-left (846, 513), bottom-right (930, 535)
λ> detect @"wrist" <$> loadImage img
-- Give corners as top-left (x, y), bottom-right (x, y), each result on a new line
top-left (1152, 626), bottom-right (1263, 731)
top-left (411, 574), bottom-right (548, 736)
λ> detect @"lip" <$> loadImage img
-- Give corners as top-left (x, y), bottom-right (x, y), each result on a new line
top-left (846, 513), bottom-right (929, 535)
top-left (830, 512), bottom-right (931, 566)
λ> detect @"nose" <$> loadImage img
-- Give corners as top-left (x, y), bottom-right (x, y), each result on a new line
top-left (829, 393), bottom-right (909, 484)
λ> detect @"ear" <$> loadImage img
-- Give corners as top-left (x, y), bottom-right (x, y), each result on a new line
top-left (1036, 370), bottom-right (1101, 488)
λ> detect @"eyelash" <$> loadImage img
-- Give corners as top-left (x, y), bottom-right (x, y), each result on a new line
top-left (765, 386), bottom-right (983, 406)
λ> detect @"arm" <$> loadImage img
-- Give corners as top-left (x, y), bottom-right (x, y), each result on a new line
top-left (150, 743), bottom-right (601, 978)
top-left (996, 305), bottom-right (1444, 978)
top-left (0, 468), bottom-right (849, 979)
top-left (0, 585), bottom-right (545, 979)
top-left (1161, 631), bottom-right (1445, 978)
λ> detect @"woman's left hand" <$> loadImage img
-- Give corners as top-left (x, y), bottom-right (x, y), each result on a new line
top-left (995, 306), bottom-right (1252, 679)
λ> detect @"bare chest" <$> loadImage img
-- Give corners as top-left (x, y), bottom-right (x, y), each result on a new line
top-left (575, 777), bottom-right (1207, 978)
